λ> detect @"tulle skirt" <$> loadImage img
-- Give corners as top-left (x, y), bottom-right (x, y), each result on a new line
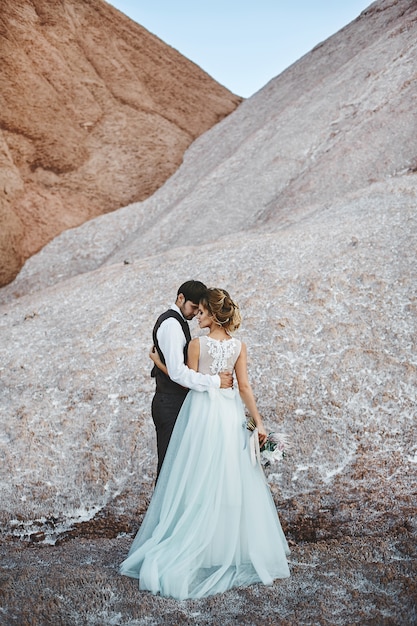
top-left (120, 388), bottom-right (290, 599)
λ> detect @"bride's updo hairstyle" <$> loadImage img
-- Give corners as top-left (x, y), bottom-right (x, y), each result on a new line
top-left (201, 288), bottom-right (241, 332)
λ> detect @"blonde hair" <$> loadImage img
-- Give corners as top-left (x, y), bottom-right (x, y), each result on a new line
top-left (201, 288), bottom-right (241, 332)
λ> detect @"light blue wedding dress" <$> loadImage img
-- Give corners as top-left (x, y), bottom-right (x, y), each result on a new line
top-left (120, 336), bottom-right (290, 599)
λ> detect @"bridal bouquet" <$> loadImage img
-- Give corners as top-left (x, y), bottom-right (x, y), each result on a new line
top-left (247, 417), bottom-right (290, 467)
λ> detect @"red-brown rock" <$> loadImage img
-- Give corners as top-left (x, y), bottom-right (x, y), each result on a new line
top-left (0, 0), bottom-right (241, 286)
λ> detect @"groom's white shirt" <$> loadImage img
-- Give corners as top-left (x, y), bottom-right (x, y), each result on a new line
top-left (156, 303), bottom-right (220, 391)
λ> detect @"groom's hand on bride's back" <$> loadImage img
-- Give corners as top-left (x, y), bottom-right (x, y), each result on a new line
top-left (219, 372), bottom-right (233, 388)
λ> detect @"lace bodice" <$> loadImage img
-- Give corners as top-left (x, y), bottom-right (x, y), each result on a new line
top-left (198, 336), bottom-right (241, 375)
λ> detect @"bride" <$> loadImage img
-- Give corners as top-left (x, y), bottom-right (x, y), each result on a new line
top-left (120, 288), bottom-right (290, 599)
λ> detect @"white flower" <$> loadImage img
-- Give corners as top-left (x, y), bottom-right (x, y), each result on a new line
top-left (247, 418), bottom-right (290, 466)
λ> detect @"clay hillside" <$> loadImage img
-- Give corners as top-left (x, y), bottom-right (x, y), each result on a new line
top-left (0, 0), bottom-right (241, 287)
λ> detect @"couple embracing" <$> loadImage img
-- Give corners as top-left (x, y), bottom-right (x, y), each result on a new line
top-left (120, 280), bottom-right (290, 599)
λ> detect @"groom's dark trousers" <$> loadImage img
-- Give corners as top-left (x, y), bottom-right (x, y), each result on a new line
top-left (151, 392), bottom-right (187, 477)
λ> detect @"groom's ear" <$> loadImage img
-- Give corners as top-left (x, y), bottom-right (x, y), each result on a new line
top-left (177, 293), bottom-right (185, 306)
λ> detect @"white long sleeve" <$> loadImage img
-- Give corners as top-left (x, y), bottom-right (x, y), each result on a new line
top-left (157, 308), bottom-right (220, 391)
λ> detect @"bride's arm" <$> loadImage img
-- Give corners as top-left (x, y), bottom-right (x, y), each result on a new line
top-left (149, 346), bottom-right (168, 375)
top-left (186, 338), bottom-right (200, 371)
top-left (234, 342), bottom-right (267, 446)
top-left (149, 339), bottom-right (200, 381)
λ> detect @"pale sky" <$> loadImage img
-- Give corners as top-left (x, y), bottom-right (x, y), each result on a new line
top-left (106, 1), bottom-right (372, 98)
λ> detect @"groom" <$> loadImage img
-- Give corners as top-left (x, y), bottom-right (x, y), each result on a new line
top-left (151, 279), bottom-right (233, 477)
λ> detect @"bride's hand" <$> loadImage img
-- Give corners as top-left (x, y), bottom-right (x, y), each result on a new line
top-left (150, 346), bottom-right (170, 377)
top-left (149, 346), bottom-right (161, 366)
top-left (257, 423), bottom-right (268, 447)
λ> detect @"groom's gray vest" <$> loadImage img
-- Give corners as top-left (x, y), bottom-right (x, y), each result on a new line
top-left (151, 310), bottom-right (191, 396)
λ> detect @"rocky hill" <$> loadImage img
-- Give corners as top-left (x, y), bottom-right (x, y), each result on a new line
top-left (0, 0), bottom-right (416, 624)
top-left (2, 0), bottom-right (416, 304)
top-left (0, 0), bottom-right (241, 287)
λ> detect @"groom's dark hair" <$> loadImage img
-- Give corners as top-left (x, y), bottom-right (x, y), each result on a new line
top-left (177, 280), bottom-right (207, 305)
